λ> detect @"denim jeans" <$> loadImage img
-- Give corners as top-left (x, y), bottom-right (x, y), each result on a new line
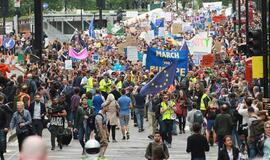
top-left (135, 108), bottom-right (144, 130)
top-left (161, 120), bottom-right (173, 144)
top-left (78, 125), bottom-right (91, 149)
top-left (217, 135), bottom-right (225, 151)
top-left (248, 142), bottom-right (258, 159)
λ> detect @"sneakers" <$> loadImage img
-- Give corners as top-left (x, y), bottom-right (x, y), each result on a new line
top-left (167, 143), bottom-right (172, 148)
top-left (126, 132), bottom-right (130, 140)
top-left (51, 147), bottom-right (55, 151)
top-left (112, 140), bottom-right (118, 143)
top-left (122, 136), bottom-right (126, 140)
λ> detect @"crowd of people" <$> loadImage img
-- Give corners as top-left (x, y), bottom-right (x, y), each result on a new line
top-left (0, 3), bottom-right (269, 160)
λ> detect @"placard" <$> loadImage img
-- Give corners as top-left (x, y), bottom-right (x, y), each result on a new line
top-left (200, 54), bottom-right (215, 68)
top-left (127, 46), bottom-right (138, 62)
top-left (171, 23), bottom-right (182, 35)
top-left (65, 60), bottom-right (73, 70)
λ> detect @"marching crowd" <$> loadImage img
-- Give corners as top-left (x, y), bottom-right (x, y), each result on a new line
top-left (0, 6), bottom-right (269, 160)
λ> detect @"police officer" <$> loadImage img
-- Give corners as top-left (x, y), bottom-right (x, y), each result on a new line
top-left (48, 97), bottom-right (67, 150)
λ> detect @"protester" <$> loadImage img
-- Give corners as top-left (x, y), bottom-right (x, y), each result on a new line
top-left (145, 131), bottom-right (169, 160)
top-left (160, 94), bottom-right (176, 148)
top-left (103, 93), bottom-right (119, 142)
top-left (186, 123), bottom-right (209, 160)
top-left (258, 121), bottom-right (270, 160)
top-left (0, 96), bottom-right (9, 160)
top-left (28, 93), bottom-right (46, 136)
top-left (10, 101), bottom-right (32, 151)
top-left (74, 97), bottom-right (93, 155)
top-left (118, 89), bottom-right (131, 140)
top-left (214, 104), bottom-right (233, 151)
top-left (95, 103), bottom-right (109, 159)
top-left (48, 97), bottom-right (67, 150)
top-left (134, 87), bottom-right (146, 132)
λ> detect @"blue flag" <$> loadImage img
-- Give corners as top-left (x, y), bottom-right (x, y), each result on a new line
top-left (140, 61), bottom-right (178, 96)
top-left (89, 18), bottom-right (95, 38)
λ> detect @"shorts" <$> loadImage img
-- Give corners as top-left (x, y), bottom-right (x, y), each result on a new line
top-left (207, 120), bottom-right (215, 131)
top-left (119, 115), bottom-right (129, 126)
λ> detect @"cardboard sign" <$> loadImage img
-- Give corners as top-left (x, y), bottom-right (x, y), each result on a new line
top-left (171, 23), bottom-right (182, 35)
top-left (214, 40), bottom-right (222, 52)
top-left (200, 54), bottom-right (215, 68)
top-left (65, 60), bottom-right (73, 70)
top-left (126, 11), bottom-right (138, 18)
top-left (117, 43), bottom-right (127, 54)
top-left (126, 36), bottom-right (137, 46)
top-left (127, 46), bottom-right (138, 62)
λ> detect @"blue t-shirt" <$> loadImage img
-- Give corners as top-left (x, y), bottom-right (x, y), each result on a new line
top-left (118, 95), bottom-right (131, 116)
top-left (93, 95), bottom-right (104, 113)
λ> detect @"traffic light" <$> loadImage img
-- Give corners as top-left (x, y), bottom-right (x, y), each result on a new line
top-left (247, 29), bottom-right (262, 56)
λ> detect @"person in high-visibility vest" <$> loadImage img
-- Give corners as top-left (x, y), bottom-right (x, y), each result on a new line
top-left (160, 94), bottom-right (176, 148)
top-left (99, 74), bottom-right (112, 99)
top-left (115, 76), bottom-right (123, 90)
top-left (200, 89), bottom-right (212, 114)
top-left (86, 76), bottom-right (94, 93)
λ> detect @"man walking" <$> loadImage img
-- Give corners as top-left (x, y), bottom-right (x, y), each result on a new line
top-left (214, 104), bottom-right (233, 151)
top-left (118, 89), bottom-right (132, 140)
top-left (29, 93), bottom-right (46, 136)
top-left (10, 101), bottom-right (32, 151)
top-left (95, 104), bottom-right (109, 159)
top-left (0, 96), bottom-right (9, 160)
top-left (145, 131), bottom-right (169, 160)
top-left (186, 123), bottom-right (209, 160)
top-left (134, 87), bottom-right (146, 132)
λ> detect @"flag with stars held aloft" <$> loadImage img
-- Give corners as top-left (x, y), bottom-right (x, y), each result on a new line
top-left (140, 61), bottom-right (178, 96)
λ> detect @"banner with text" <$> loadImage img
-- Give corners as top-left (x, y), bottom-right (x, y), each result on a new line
top-left (146, 47), bottom-right (189, 77)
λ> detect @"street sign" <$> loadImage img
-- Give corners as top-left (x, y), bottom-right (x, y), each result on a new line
top-left (3, 38), bottom-right (15, 49)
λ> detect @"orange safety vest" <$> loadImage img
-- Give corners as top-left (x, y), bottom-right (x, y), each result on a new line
top-left (19, 92), bottom-right (30, 108)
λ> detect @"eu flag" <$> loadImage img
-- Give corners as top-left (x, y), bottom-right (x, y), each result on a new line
top-left (140, 61), bottom-right (178, 95)
top-left (89, 18), bottom-right (96, 39)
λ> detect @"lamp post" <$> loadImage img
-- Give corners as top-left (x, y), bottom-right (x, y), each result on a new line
top-left (262, 0), bottom-right (269, 98)
top-left (238, 0), bottom-right (241, 33)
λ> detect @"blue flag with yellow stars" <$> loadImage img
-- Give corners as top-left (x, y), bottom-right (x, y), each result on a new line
top-left (140, 61), bottom-right (178, 96)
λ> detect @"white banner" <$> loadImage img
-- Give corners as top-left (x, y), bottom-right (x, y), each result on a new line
top-left (126, 11), bottom-right (138, 18)
top-left (65, 60), bottom-right (73, 70)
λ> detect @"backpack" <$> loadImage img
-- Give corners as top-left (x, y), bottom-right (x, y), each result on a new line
top-left (249, 117), bottom-right (264, 142)
top-left (193, 110), bottom-right (204, 124)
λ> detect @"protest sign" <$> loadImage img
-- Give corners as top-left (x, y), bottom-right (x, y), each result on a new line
top-left (126, 36), bottom-right (138, 46)
top-left (171, 23), bottom-right (182, 35)
top-left (69, 48), bottom-right (88, 60)
top-left (200, 54), bottom-right (215, 68)
top-left (245, 58), bottom-right (252, 84)
top-left (127, 46), bottom-right (138, 62)
top-left (214, 40), bottom-right (222, 52)
top-left (65, 60), bottom-right (73, 70)
top-left (203, 2), bottom-right (222, 11)
top-left (146, 44), bottom-right (189, 77)
top-left (164, 12), bottom-right (172, 21)
top-left (187, 32), bottom-right (213, 54)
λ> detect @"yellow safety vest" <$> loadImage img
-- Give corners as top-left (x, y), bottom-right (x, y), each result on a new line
top-left (99, 79), bottom-right (112, 93)
top-left (161, 101), bottom-right (175, 120)
top-left (86, 77), bottom-right (94, 93)
top-left (200, 93), bottom-right (211, 111)
top-left (116, 81), bottom-right (123, 90)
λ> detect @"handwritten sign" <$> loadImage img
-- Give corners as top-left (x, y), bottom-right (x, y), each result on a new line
top-left (200, 54), bottom-right (215, 68)
top-left (171, 23), bottom-right (182, 35)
